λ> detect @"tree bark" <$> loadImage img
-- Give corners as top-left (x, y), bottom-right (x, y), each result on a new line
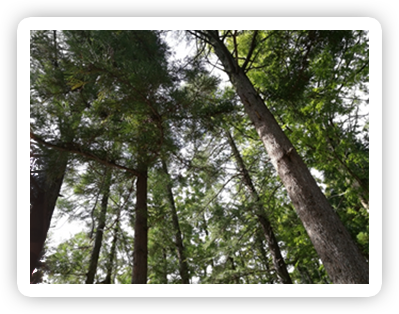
top-left (103, 205), bottom-right (121, 284)
top-left (131, 165), bottom-right (148, 284)
top-left (205, 30), bottom-right (369, 284)
top-left (225, 130), bottom-right (292, 284)
top-left (162, 160), bottom-right (190, 284)
top-left (86, 169), bottom-right (112, 284)
top-left (30, 151), bottom-right (68, 278)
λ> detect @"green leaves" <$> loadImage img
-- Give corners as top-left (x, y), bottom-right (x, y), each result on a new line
top-left (45, 232), bottom-right (91, 284)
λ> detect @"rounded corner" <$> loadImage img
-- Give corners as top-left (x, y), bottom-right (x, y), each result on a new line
top-left (17, 17), bottom-right (33, 33)
top-left (17, 282), bottom-right (32, 298)
top-left (365, 17), bottom-right (382, 32)
top-left (366, 281), bottom-right (383, 298)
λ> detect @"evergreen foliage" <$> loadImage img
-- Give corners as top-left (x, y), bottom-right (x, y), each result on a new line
top-left (30, 30), bottom-right (369, 284)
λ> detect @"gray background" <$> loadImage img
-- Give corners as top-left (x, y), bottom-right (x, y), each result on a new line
top-left (0, 0), bottom-right (399, 314)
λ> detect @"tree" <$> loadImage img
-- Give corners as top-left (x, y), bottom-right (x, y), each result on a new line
top-left (30, 30), bottom-right (78, 277)
top-left (240, 30), bottom-right (369, 260)
top-left (31, 30), bottom-right (194, 284)
top-left (225, 130), bottom-right (292, 284)
top-left (86, 168), bottom-right (112, 284)
top-left (161, 159), bottom-right (190, 284)
top-left (190, 30), bottom-right (368, 284)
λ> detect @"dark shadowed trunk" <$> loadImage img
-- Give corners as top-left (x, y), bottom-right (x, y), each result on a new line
top-left (225, 130), bottom-right (292, 284)
top-left (30, 151), bottom-right (68, 279)
top-left (162, 160), bottom-right (190, 284)
top-left (205, 30), bottom-right (369, 284)
top-left (132, 165), bottom-right (148, 284)
top-left (86, 169), bottom-right (112, 284)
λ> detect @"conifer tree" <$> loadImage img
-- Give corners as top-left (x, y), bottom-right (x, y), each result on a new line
top-left (189, 30), bottom-right (369, 284)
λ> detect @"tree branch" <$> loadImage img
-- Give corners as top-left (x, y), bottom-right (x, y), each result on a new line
top-left (30, 132), bottom-right (142, 177)
top-left (242, 31), bottom-right (258, 73)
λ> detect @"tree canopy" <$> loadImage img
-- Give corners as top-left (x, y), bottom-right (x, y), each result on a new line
top-left (30, 30), bottom-right (369, 284)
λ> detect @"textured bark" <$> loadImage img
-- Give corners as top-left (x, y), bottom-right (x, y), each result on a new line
top-left (30, 151), bottom-right (68, 278)
top-left (86, 169), bottom-right (112, 284)
top-left (131, 166), bottom-right (148, 284)
top-left (225, 130), bottom-right (292, 284)
top-left (206, 31), bottom-right (369, 284)
top-left (162, 160), bottom-right (190, 284)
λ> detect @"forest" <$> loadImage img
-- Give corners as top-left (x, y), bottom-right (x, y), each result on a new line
top-left (30, 30), bottom-right (369, 284)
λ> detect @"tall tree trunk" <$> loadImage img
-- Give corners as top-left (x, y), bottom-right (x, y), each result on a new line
top-left (30, 31), bottom-right (68, 279)
top-left (225, 130), bottom-right (292, 284)
top-left (103, 206), bottom-right (121, 284)
top-left (86, 169), bottom-right (112, 284)
top-left (30, 151), bottom-right (68, 278)
top-left (205, 31), bottom-right (369, 284)
top-left (131, 165), bottom-right (148, 284)
top-left (161, 160), bottom-right (190, 284)
top-left (254, 230), bottom-right (276, 283)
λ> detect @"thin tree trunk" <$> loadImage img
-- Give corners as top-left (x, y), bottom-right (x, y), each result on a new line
top-left (132, 165), bottom-right (148, 284)
top-left (254, 230), bottom-right (276, 283)
top-left (103, 206), bottom-right (121, 284)
top-left (201, 213), bottom-right (215, 270)
top-left (103, 226), bottom-right (118, 284)
top-left (30, 151), bottom-right (68, 278)
top-left (161, 160), bottom-right (190, 284)
top-left (205, 31), bottom-right (369, 284)
top-left (225, 130), bottom-right (292, 284)
top-left (86, 169), bottom-right (112, 284)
